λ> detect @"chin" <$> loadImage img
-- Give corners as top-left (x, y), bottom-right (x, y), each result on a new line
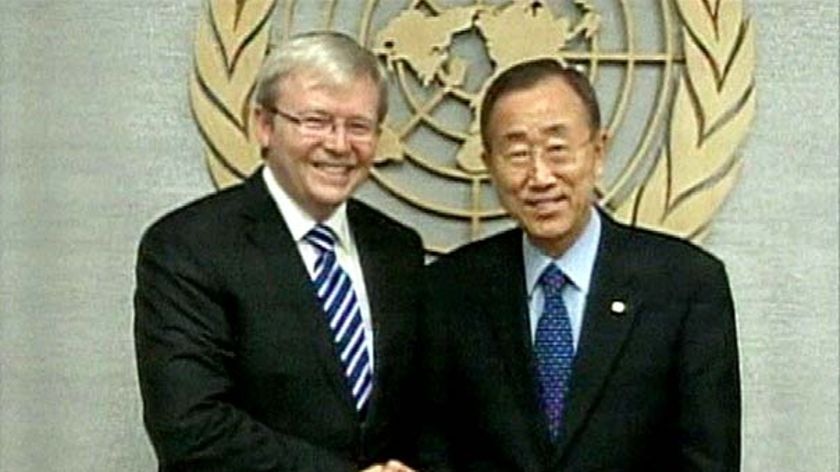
top-left (312, 180), bottom-right (357, 199)
top-left (524, 219), bottom-right (573, 240)
top-left (313, 192), bottom-right (352, 208)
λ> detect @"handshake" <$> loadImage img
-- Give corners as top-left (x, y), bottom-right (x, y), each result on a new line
top-left (361, 460), bottom-right (415, 472)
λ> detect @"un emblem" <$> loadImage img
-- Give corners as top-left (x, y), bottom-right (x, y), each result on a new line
top-left (190, 0), bottom-right (756, 253)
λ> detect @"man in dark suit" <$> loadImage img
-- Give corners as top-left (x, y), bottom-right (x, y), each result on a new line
top-left (420, 59), bottom-right (741, 471)
top-left (134, 32), bottom-right (420, 472)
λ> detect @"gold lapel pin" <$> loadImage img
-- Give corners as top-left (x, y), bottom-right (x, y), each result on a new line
top-left (610, 300), bottom-right (627, 316)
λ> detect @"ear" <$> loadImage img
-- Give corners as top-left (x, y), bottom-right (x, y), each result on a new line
top-left (253, 106), bottom-right (275, 149)
top-left (592, 128), bottom-right (609, 178)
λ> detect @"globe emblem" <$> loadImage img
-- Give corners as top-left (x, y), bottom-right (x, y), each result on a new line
top-left (191, 0), bottom-right (754, 253)
top-left (359, 0), bottom-right (676, 252)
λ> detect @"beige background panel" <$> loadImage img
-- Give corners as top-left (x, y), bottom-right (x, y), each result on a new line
top-left (0, 1), bottom-right (837, 471)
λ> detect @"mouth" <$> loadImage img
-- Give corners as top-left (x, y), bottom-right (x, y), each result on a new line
top-left (525, 195), bottom-right (569, 215)
top-left (312, 161), bottom-right (356, 176)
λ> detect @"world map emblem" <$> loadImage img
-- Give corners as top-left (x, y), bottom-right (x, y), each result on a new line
top-left (191, 0), bottom-right (756, 253)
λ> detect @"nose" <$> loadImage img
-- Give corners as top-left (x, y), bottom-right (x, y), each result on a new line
top-left (528, 149), bottom-right (556, 186)
top-left (323, 122), bottom-right (351, 154)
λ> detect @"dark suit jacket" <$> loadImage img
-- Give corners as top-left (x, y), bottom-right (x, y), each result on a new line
top-left (420, 212), bottom-right (740, 472)
top-left (134, 172), bottom-right (424, 472)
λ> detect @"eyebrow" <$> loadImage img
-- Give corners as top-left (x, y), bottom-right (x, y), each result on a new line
top-left (299, 107), bottom-right (376, 122)
top-left (500, 123), bottom-right (570, 143)
top-left (541, 123), bottom-right (570, 136)
top-left (501, 130), bottom-right (528, 143)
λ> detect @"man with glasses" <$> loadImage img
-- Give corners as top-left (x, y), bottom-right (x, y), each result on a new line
top-left (420, 59), bottom-right (741, 471)
top-left (135, 31), bottom-right (420, 472)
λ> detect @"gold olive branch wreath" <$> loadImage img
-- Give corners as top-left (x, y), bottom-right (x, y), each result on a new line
top-left (613, 0), bottom-right (756, 241)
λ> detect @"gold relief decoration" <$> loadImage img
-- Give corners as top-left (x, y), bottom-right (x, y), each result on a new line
top-left (190, 0), bottom-right (756, 252)
top-left (613, 0), bottom-right (756, 240)
top-left (189, 0), bottom-right (274, 188)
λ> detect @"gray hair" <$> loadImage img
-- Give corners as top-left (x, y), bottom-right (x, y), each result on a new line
top-left (252, 31), bottom-right (388, 122)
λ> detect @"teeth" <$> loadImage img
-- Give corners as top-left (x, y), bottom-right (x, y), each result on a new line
top-left (314, 162), bottom-right (352, 169)
top-left (313, 162), bottom-right (353, 177)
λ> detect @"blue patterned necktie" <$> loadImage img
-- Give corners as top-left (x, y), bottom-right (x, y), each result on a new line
top-left (534, 263), bottom-right (575, 441)
top-left (305, 224), bottom-right (373, 411)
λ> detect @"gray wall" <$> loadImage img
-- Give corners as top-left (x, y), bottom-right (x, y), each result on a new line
top-left (1, 1), bottom-right (837, 471)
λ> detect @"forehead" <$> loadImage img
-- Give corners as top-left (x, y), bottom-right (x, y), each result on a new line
top-left (278, 71), bottom-right (380, 113)
top-left (488, 77), bottom-right (590, 138)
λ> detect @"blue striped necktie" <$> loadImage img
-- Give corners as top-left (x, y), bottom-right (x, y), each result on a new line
top-left (305, 224), bottom-right (373, 411)
top-left (534, 263), bottom-right (575, 441)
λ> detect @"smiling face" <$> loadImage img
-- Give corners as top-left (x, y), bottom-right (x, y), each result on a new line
top-left (255, 71), bottom-right (381, 221)
top-left (483, 75), bottom-right (606, 257)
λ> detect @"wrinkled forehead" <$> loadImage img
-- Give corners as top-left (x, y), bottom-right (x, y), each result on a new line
top-left (278, 68), bottom-right (373, 96)
top-left (277, 67), bottom-right (357, 92)
top-left (276, 70), bottom-right (379, 115)
top-left (490, 85), bottom-right (590, 138)
top-left (277, 68), bottom-right (383, 114)
top-left (497, 122), bottom-right (573, 144)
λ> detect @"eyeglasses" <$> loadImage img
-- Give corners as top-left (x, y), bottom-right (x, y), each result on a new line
top-left (497, 138), bottom-right (594, 171)
top-left (265, 106), bottom-right (378, 143)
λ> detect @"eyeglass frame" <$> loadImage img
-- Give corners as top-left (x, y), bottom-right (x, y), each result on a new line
top-left (264, 105), bottom-right (380, 143)
top-left (493, 134), bottom-right (598, 173)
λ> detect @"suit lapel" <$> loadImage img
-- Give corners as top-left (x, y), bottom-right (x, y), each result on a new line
top-left (553, 215), bottom-right (641, 461)
top-left (239, 174), bottom-right (357, 412)
top-left (348, 200), bottom-right (420, 425)
top-left (480, 230), bottom-right (553, 453)
top-left (346, 202), bottom-right (388, 416)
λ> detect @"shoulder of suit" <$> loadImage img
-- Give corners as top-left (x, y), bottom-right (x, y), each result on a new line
top-left (424, 228), bottom-right (520, 300)
top-left (140, 181), bottom-right (252, 245)
top-left (347, 198), bottom-right (422, 245)
top-left (603, 214), bottom-right (725, 270)
top-left (431, 227), bottom-right (520, 271)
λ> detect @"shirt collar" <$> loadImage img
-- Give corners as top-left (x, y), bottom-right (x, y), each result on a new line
top-left (523, 207), bottom-right (602, 296)
top-left (262, 166), bottom-right (351, 249)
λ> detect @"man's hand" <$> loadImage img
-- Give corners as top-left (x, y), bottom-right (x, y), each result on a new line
top-left (360, 460), bottom-right (416, 472)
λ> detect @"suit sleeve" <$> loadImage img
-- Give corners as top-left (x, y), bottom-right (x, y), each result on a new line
top-left (677, 260), bottom-right (741, 471)
top-left (133, 225), bottom-right (356, 472)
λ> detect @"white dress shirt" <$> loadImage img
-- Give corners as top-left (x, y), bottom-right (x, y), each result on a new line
top-left (523, 207), bottom-right (602, 351)
top-left (262, 167), bottom-right (375, 369)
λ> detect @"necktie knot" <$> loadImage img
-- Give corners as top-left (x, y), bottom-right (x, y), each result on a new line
top-left (305, 224), bottom-right (336, 254)
top-left (539, 263), bottom-right (566, 296)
